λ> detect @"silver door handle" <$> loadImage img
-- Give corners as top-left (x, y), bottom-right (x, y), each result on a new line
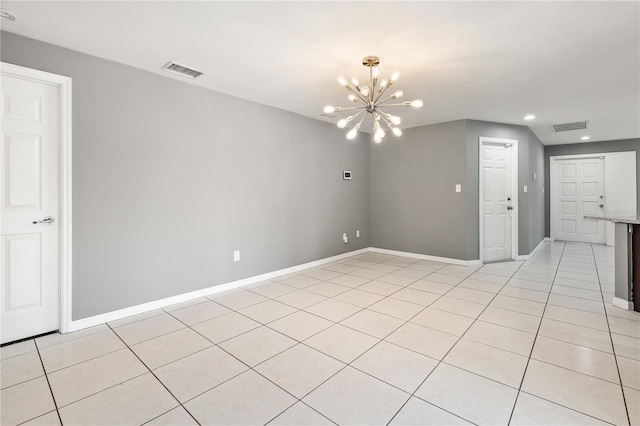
top-left (32, 216), bottom-right (55, 225)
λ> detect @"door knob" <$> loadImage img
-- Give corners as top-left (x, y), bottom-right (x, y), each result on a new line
top-left (507, 206), bottom-right (513, 210)
top-left (32, 216), bottom-right (55, 225)
top-left (599, 204), bottom-right (604, 208)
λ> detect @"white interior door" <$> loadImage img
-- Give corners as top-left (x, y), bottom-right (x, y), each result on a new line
top-left (481, 142), bottom-right (513, 262)
top-left (554, 157), bottom-right (605, 244)
top-left (1, 72), bottom-right (60, 343)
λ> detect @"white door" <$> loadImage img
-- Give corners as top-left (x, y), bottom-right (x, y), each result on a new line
top-left (481, 143), bottom-right (513, 262)
top-left (1, 72), bottom-right (60, 343)
top-left (554, 158), bottom-right (605, 244)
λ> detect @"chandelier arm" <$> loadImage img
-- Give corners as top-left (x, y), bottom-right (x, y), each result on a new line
top-left (345, 84), bottom-right (370, 105)
top-left (378, 103), bottom-right (409, 107)
top-left (377, 94), bottom-right (400, 105)
top-left (373, 80), bottom-right (393, 104)
top-left (335, 106), bottom-right (368, 112)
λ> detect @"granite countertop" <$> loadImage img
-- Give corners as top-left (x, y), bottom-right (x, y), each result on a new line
top-left (584, 215), bottom-right (640, 225)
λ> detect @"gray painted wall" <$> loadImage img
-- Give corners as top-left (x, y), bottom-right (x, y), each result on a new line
top-left (369, 119), bottom-right (546, 260)
top-left (369, 120), bottom-right (470, 259)
top-left (1, 32), bottom-right (369, 320)
top-left (544, 139), bottom-right (640, 236)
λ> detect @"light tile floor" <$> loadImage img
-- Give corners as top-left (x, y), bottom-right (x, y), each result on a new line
top-left (1, 242), bottom-right (639, 425)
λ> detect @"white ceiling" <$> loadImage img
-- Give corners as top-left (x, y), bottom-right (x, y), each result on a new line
top-left (2, 1), bottom-right (639, 145)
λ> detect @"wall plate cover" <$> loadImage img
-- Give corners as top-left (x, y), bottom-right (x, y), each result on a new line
top-left (343, 171), bottom-right (352, 180)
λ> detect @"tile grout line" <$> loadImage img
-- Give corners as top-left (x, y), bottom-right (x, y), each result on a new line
top-left (506, 241), bottom-right (566, 425)
top-left (105, 323), bottom-right (203, 426)
top-left (591, 244), bottom-right (632, 426)
top-left (386, 257), bottom-right (529, 425)
top-left (25, 341), bottom-right (64, 426)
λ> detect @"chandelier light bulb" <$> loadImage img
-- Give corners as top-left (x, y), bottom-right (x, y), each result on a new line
top-left (325, 56), bottom-right (422, 144)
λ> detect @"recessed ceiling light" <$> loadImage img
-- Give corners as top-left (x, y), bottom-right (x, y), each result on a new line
top-left (581, 136), bottom-right (591, 140)
top-left (0, 9), bottom-right (16, 20)
top-left (524, 114), bottom-right (536, 120)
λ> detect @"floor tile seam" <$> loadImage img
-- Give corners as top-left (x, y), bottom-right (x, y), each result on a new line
top-left (161, 298), bottom-right (210, 314)
top-left (384, 260), bottom-right (526, 426)
top-left (397, 393), bottom-right (479, 426)
top-left (515, 390), bottom-right (618, 426)
top-left (427, 305), bottom-right (482, 321)
top-left (438, 360), bottom-right (523, 390)
top-left (109, 311), bottom-right (166, 330)
top-left (14, 409), bottom-right (61, 426)
top-left (536, 330), bottom-right (614, 354)
top-left (541, 314), bottom-right (609, 333)
top-left (113, 324), bottom-right (190, 348)
top-left (615, 352), bottom-right (640, 363)
top-left (494, 291), bottom-right (549, 304)
top-left (591, 245), bottom-right (633, 426)
top-left (104, 323), bottom-right (201, 426)
top-left (530, 356), bottom-right (622, 386)
top-left (0, 348), bottom-right (39, 362)
top-left (548, 288), bottom-right (605, 302)
top-left (39, 344), bottom-right (128, 376)
top-left (51, 370), bottom-right (150, 411)
top-left (544, 300), bottom-right (606, 315)
top-left (0, 371), bottom-right (47, 392)
top-left (461, 335), bottom-right (533, 358)
top-left (506, 241), bottom-right (566, 425)
top-left (34, 340), bottom-right (64, 426)
top-left (34, 327), bottom-right (112, 351)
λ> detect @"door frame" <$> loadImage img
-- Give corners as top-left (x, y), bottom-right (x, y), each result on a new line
top-left (1, 62), bottom-right (73, 334)
top-left (550, 153), bottom-right (605, 243)
top-left (479, 137), bottom-right (519, 263)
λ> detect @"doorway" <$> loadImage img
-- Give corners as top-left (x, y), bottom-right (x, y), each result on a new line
top-left (1, 62), bottom-right (72, 344)
top-left (479, 137), bottom-right (518, 263)
top-left (552, 157), bottom-right (605, 244)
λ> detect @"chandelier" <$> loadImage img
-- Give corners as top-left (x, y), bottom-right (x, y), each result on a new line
top-left (324, 56), bottom-right (423, 143)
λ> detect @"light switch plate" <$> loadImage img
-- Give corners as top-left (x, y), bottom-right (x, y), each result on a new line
top-left (524, 185), bottom-right (528, 193)
top-left (455, 184), bottom-right (462, 193)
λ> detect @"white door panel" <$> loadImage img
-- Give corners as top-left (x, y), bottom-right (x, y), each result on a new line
top-left (1, 74), bottom-right (60, 343)
top-left (554, 158), bottom-right (604, 244)
top-left (481, 142), bottom-right (513, 262)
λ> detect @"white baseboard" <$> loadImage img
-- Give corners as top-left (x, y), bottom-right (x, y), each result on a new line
top-left (66, 247), bottom-right (370, 333)
top-left (612, 297), bottom-right (634, 311)
top-left (369, 247), bottom-right (481, 266)
top-left (515, 237), bottom-right (551, 261)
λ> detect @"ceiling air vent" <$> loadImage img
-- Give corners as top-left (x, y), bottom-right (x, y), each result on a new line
top-left (161, 61), bottom-right (204, 79)
top-left (551, 121), bottom-right (588, 132)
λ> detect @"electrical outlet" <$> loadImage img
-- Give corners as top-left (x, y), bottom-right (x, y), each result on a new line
top-left (233, 250), bottom-right (240, 262)
top-left (356, 230), bottom-right (360, 238)
top-left (343, 233), bottom-right (348, 244)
